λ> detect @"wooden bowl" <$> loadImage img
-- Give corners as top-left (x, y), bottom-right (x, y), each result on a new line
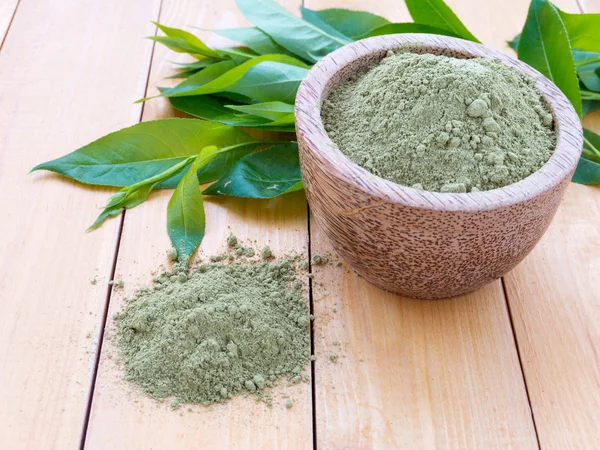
top-left (295, 34), bottom-right (583, 299)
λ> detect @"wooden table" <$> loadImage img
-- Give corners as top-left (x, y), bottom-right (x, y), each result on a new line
top-left (1, 0), bottom-right (599, 448)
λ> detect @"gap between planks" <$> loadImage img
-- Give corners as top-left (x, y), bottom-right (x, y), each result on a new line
top-left (0, 0), bottom-right (20, 51)
top-left (79, 212), bottom-right (126, 450)
top-left (300, 3), bottom-right (319, 450)
top-left (306, 203), bottom-right (318, 450)
top-left (78, 1), bottom-right (165, 446)
top-left (501, 277), bottom-right (542, 448)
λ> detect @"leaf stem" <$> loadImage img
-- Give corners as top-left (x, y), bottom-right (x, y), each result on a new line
top-left (584, 137), bottom-right (600, 162)
top-left (124, 156), bottom-right (197, 192)
top-left (575, 56), bottom-right (600, 69)
top-left (581, 90), bottom-right (600, 100)
top-left (195, 140), bottom-right (287, 166)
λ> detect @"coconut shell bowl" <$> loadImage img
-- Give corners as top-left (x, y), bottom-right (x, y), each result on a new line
top-left (295, 34), bottom-right (583, 300)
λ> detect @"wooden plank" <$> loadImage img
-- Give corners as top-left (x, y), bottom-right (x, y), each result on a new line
top-left (305, 0), bottom-right (544, 447)
top-left (0, 0), bottom-right (160, 448)
top-left (503, 0), bottom-right (600, 447)
top-left (83, 1), bottom-right (312, 449)
top-left (0, 0), bottom-right (18, 49)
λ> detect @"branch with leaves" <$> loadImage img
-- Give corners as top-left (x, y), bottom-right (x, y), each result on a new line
top-left (33, 0), bottom-right (600, 260)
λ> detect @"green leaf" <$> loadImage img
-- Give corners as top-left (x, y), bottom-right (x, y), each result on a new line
top-left (168, 95), bottom-right (295, 131)
top-left (298, 8), bottom-right (389, 40)
top-left (195, 141), bottom-right (264, 184)
top-left (580, 67), bottom-right (600, 91)
top-left (583, 99), bottom-right (600, 115)
top-left (557, 9), bottom-right (600, 53)
top-left (204, 143), bottom-right (302, 198)
top-left (404, 0), bottom-right (479, 42)
top-left (267, 113), bottom-right (295, 126)
top-left (89, 155), bottom-right (196, 229)
top-left (90, 188), bottom-right (151, 230)
top-left (225, 101), bottom-right (294, 121)
top-left (282, 180), bottom-right (304, 194)
top-left (518, 0), bottom-right (582, 117)
top-left (573, 50), bottom-right (600, 92)
top-left (362, 22), bottom-right (463, 39)
top-left (216, 47), bottom-right (257, 64)
top-left (169, 95), bottom-right (271, 126)
top-left (215, 91), bottom-right (254, 104)
top-left (167, 68), bottom-right (203, 79)
top-left (160, 54), bottom-right (307, 99)
top-left (173, 59), bottom-right (221, 70)
top-left (151, 23), bottom-right (220, 58)
top-left (167, 151), bottom-right (208, 259)
top-left (572, 130), bottom-right (600, 184)
top-left (221, 61), bottom-right (307, 103)
top-left (512, 46), bottom-right (600, 94)
top-left (573, 156), bottom-right (600, 184)
top-left (167, 59), bottom-right (225, 79)
top-left (235, 0), bottom-right (351, 63)
top-left (583, 128), bottom-right (600, 158)
top-left (299, 7), bottom-right (358, 41)
top-left (582, 90), bottom-right (600, 101)
top-left (572, 49), bottom-right (600, 67)
top-left (214, 27), bottom-right (294, 56)
top-left (149, 36), bottom-right (206, 57)
top-left (140, 60), bottom-right (237, 102)
top-left (32, 119), bottom-right (252, 188)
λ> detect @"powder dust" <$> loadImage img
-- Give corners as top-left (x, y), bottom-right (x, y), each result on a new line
top-left (321, 50), bottom-right (556, 192)
top-left (115, 246), bottom-right (310, 406)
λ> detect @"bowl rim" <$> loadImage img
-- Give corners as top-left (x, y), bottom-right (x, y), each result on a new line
top-left (295, 34), bottom-right (583, 213)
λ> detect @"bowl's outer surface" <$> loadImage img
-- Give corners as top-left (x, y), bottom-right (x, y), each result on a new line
top-left (295, 34), bottom-right (583, 299)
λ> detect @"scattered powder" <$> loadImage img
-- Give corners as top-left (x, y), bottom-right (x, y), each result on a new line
top-left (115, 255), bottom-right (310, 406)
top-left (321, 50), bottom-right (556, 192)
top-left (311, 254), bottom-right (328, 266)
top-left (167, 247), bottom-right (178, 262)
top-left (261, 245), bottom-right (273, 259)
top-left (227, 234), bottom-right (238, 247)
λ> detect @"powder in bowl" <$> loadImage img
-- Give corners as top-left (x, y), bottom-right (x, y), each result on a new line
top-left (321, 50), bottom-right (556, 193)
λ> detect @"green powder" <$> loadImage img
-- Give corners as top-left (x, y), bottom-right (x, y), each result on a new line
top-left (116, 257), bottom-right (310, 406)
top-left (321, 50), bottom-right (556, 192)
top-left (226, 234), bottom-right (238, 247)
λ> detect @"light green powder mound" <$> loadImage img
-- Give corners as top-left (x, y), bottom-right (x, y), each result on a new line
top-left (116, 259), bottom-right (310, 405)
top-left (321, 51), bottom-right (556, 192)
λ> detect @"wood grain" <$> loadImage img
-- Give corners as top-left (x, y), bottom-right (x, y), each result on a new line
top-left (502, 0), bottom-right (600, 447)
top-left (304, 0), bottom-right (540, 447)
top-left (0, 0), bottom-right (18, 49)
top-left (0, 0), bottom-right (160, 448)
top-left (83, 1), bottom-right (312, 449)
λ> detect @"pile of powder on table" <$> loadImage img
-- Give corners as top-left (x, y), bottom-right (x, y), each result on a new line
top-left (115, 257), bottom-right (310, 406)
top-left (321, 50), bottom-right (556, 193)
